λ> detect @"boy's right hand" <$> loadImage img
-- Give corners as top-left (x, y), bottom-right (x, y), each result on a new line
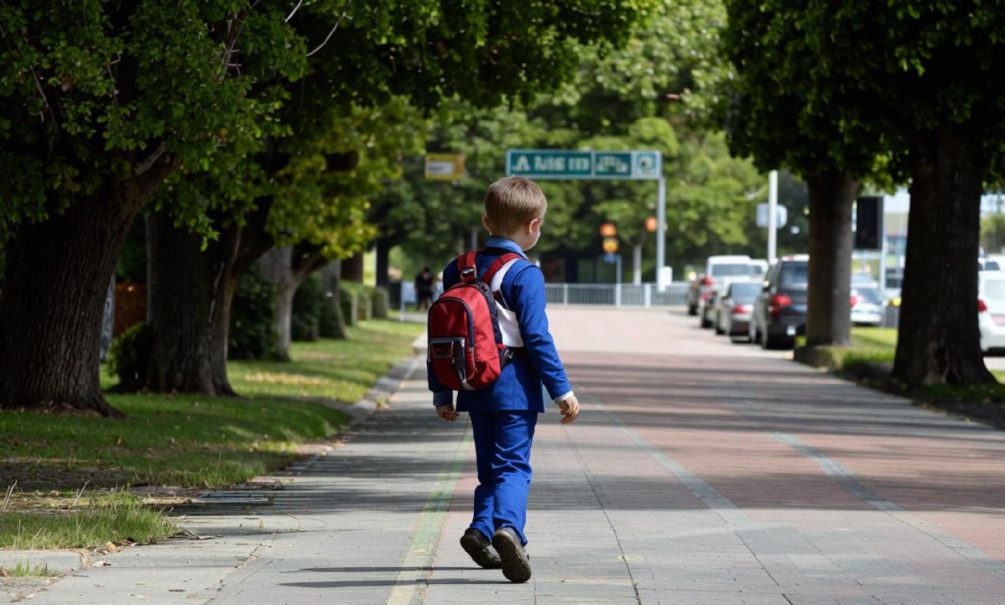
top-left (558, 395), bottom-right (580, 424)
top-left (436, 404), bottom-right (459, 422)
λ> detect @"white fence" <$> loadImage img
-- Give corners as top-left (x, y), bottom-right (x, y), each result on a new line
top-left (397, 281), bottom-right (690, 308)
top-left (545, 282), bottom-right (689, 307)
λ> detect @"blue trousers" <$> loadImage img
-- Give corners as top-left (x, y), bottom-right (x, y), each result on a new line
top-left (468, 410), bottom-right (538, 545)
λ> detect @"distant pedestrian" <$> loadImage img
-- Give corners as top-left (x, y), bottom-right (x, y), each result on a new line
top-left (429, 176), bottom-right (580, 583)
top-left (414, 267), bottom-right (434, 310)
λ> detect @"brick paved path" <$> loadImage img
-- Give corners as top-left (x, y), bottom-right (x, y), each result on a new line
top-left (19, 308), bottom-right (1005, 604)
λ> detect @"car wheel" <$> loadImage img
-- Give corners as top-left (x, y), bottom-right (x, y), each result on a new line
top-left (687, 303), bottom-right (698, 316)
top-left (700, 313), bottom-right (712, 329)
top-left (714, 316), bottom-right (725, 335)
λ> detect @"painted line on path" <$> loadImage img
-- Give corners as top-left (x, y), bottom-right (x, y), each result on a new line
top-left (385, 425), bottom-right (471, 605)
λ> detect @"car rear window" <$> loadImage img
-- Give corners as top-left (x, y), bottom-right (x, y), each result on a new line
top-left (984, 278), bottom-right (1005, 300)
top-left (711, 263), bottom-right (752, 277)
top-left (729, 282), bottom-right (761, 302)
top-left (853, 288), bottom-right (882, 304)
top-left (778, 263), bottom-right (808, 288)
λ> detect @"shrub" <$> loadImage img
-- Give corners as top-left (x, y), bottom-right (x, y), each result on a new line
top-left (229, 268), bottom-right (280, 360)
top-left (292, 275), bottom-right (323, 341)
top-left (371, 287), bottom-right (390, 319)
top-left (107, 323), bottom-right (154, 391)
top-left (339, 286), bottom-right (358, 327)
top-left (319, 289), bottom-right (346, 339)
top-left (356, 286), bottom-right (372, 321)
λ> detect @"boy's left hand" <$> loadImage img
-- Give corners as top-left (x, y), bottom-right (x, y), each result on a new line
top-left (435, 404), bottom-right (459, 422)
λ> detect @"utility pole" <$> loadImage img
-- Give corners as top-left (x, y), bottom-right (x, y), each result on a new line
top-left (767, 170), bottom-right (778, 262)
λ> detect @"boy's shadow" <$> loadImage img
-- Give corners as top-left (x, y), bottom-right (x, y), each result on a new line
top-left (279, 566), bottom-right (513, 588)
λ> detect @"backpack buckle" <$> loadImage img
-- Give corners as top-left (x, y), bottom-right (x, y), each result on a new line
top-left (459, 266), bottom-right (477, 282)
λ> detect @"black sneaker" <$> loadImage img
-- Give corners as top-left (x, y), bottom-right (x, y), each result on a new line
top-left (492, 527), bottom-right (532, 583)
top-left (460, 528), bottom-right (501, 569)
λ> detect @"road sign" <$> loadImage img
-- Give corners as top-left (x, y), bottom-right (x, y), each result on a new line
top-left (506, 149), bottom-right (662, 180)
top-left (756, 203), bottom-right (788, 228)
top-left (424, 153), bottom-right (465, 181)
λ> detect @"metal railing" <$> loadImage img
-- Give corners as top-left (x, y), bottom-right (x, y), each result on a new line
top-left (545, 283), bottom-right (689, 307)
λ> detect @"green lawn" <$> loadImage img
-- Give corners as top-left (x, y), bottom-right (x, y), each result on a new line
top-left (0, 319), bottom-right (424, 549)
top-left (850, 326), bottom-right (897, 350)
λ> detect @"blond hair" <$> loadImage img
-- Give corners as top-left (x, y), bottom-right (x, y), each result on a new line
top-left (484, 176), bottom-right (547, 235)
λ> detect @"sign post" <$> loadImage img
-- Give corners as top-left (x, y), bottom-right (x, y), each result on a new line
top-left (507, 149), bottom-right (667, 288)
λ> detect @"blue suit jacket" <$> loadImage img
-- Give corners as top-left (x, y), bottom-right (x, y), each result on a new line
top-left (429, 237), bottom-right (572, 413)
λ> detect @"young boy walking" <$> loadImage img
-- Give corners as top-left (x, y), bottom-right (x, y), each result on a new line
top-left (430, 176), bottom-right (580, 583)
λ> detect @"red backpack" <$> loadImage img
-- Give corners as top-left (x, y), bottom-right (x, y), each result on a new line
top-left (427, 250), bottom-right (522, 391)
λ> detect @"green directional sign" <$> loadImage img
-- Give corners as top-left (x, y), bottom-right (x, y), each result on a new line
top-left (506, 149), bottom-right (661, 180)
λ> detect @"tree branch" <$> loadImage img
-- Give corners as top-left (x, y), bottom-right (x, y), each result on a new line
top-left (286, 0), bottom-right (304, 22)
top-left (135, 141), bottom-right (168, 177)
top-left (306, 0), bottom-right (352, 58)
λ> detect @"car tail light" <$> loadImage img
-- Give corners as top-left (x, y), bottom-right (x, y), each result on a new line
top-left (979, 299), bottom-right (988, 313)
top-left (732, 304), bottom-right (751, 314)
top-left (701, 276), bottom-right (714, 286)
top-left (769, 294), bottom-right (792, 318)
top-left (849, 295), bottom-right (858, 309)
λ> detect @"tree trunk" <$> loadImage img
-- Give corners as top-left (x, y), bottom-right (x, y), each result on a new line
top-left (375, 237), bottom-right (391, 287)
top-left (805, 170), bottom-right (859, 347)
top-left (258, 244), bottom-right (329, 359)
top-left (0, 188), bottom-right (154, 416)
top-left (342, 251), bottom-right (365, 282)
top-left (259, 247), bottom-right (297, 361)
top-left (892, 124), bottom-right (994, 387)
top-left (144, 211), bottom-right (240, 395)
top-left (144, 197), bottom-right (277, 394)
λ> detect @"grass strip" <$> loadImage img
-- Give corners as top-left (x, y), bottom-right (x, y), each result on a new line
top-left (0, 562), bottom-right (55, 577)
top-left (0, 494), bottom-right (176, 550)
top-left (1, 319), bottom-right (424, 550)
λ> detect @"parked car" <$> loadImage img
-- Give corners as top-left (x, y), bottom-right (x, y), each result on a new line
top-left (979, 257), bottom-right (1001, 271)
top-left (700, 289), bottom-right (722, 328)
top-left (688, 255), bottom-right (755, 317)
top-left (750, 255), bottom-right (809, 349)
top-left (714, 281), bottom-right (762, 341)
top-left (850, 285), bottom-right (884, 326)
top-left (979, 271), bottom-right (1005, 352)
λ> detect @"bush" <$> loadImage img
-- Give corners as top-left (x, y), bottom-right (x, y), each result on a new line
top-left (371, 287), bottom-right (390, 319)
top-left (292, 275), bottom-right (323, 341)
top-left (319, 289), bottom-right (346, 339)
top-left (355, 287), bottom-right (372, 321)
top-left (229, 268), bottom-right (280, 360)
top-left (107, 323), bottom-right (154, 391)
top-left (339, 286), bottom-right (358, 327)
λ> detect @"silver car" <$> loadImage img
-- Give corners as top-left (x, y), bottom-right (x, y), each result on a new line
top-left (715, 281), bottom-right (762, 341)
top-left (850, 286), bottom-right (883, 326)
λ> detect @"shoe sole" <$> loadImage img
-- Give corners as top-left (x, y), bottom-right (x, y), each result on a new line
top-left (492, 531), bottom-right (532, 583)
top-left (460, 533), bottom-right (501, 569)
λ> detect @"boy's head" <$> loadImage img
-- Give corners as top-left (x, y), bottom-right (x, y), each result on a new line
top-left (483, 176), bottom-right (547, 250)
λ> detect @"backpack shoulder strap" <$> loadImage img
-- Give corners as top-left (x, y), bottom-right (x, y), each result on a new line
top-left (456, 250), bottom-right (479, 284)
top-left (480, 253), bottom-right (523, 285)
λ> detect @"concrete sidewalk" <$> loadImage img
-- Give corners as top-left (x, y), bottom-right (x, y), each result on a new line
top-left (7, 307), bottom-right (1005, 604)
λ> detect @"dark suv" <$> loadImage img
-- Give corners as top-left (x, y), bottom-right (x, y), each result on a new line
top-left (750, 255), bottom-right (808, 349)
